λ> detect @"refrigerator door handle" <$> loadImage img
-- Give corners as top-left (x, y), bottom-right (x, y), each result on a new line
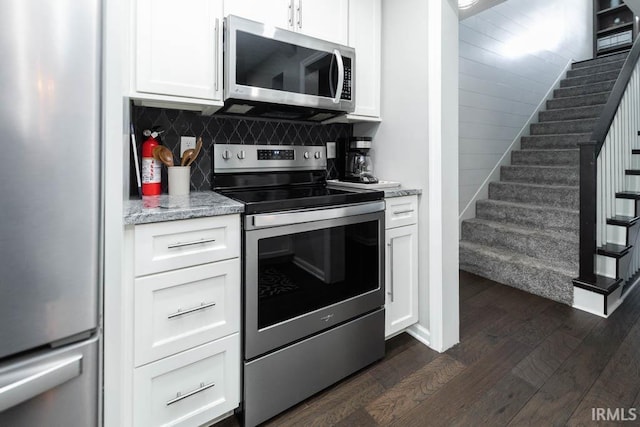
top-left (0, 354), bottom-right (82, 412)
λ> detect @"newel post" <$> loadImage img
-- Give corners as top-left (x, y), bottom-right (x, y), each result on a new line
top-left (578, 140), bottom-right (598, 281)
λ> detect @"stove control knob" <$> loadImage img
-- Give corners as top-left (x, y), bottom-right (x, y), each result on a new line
top-left (303, 152), bottom-right (310, 159)
top-left (314, 151), bottom-right (321, 159)
top-left (237, 150), bottom-right (246, 160)
top-left (222, 149), bottom-right (232, 160)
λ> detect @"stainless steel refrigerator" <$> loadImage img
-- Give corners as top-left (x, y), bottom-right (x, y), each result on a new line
top-left (0, 0), bottom-right (102, 425)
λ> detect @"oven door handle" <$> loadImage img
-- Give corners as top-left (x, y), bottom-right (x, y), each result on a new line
top-left (247, 201), bottom-right (385, 229)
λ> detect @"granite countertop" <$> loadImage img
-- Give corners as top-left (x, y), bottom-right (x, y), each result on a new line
top-left (383, 188), bottom-right (422, 198)
top-left (325, 180), bottom-right (421, 199)
top-left (124, 191), bottom-right (244, 225)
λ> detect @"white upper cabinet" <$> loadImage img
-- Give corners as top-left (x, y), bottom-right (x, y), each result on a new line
top-left (224, 0), bottom-right (292, 29)
top-left (347, 0), bottom-right (381, 119)
top-left (133, 0), bottom-right (224, 111)
top-left (293, 0), bottom-right (348, 45)
top-left (225, 0), bottom-right (348, 45)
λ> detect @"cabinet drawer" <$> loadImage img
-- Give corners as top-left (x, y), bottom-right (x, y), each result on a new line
top-left (385, 195), bottom-right (418, 228)
top-left (135, 215), bottom-right (240, 276)
top-left (134, 259), bottom-right (240, 366)
top-left (133, 334), bottom-right (240, 427)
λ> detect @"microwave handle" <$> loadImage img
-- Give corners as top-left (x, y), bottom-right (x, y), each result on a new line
top-left (333, 49), bottom-right (344, 104)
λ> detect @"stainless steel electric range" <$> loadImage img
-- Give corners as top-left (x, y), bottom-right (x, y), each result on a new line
top-left (213, 144), bottom-right (386, 426)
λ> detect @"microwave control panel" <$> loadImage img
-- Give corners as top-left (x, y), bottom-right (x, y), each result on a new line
top-left (341, 57), bottom-right (352, 101)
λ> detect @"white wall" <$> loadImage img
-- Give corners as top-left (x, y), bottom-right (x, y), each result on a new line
top-left (458, 0), bottom-right (593, 215)
top-left (356, 0), bottom-right (459, 352)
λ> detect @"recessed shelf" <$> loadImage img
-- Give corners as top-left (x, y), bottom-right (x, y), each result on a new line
top-left (594, 1), bottom-right (636, 57)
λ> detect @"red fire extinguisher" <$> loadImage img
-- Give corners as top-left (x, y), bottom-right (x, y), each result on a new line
top-left (141, 130), bottom-right (163, 196)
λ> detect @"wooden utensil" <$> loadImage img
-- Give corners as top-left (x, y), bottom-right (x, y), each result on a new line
top-left (152, 145), bottom-right (174, 167)
top-left (181, 148), bottom-right (195, 166)
top-left (186, 137), bottom-right (203, 166)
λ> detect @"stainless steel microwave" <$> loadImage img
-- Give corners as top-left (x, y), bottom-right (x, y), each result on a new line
top-left (222, 15), bottom-right (355, 121)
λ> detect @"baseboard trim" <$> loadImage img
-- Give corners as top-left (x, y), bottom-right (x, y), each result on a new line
top-left (405, 323), bottom-right (432, 349)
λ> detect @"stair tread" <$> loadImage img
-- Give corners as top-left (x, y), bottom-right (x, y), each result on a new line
top-left (626, 169), bottom-right (640, 175)
top-left (567, 59), bottom-right (626, 76)
top-left (607, 215), bottom-right (640, 226)
top-left (460, 240), bottom-right (577, 274)
top-left (572, 52), bottom-right (628, 68)
top-left (541, 104), bottom-right (605, 113)
top-left (561, 70), bottom-right (623, 86)
top-left (532, 117), bottom-right (597, 125)
top-left (503, 164), bottom-right (579, 170)
top-left (492, 181), bottom-right (579, 190)
top-left (597, 243), bottom-right (632, 257)
top-left (519, 148), bottom-right (580, 152)
top-left (464, 217), bottom-right (579, 241)
top-left (573, 274), bottom-right (623, 295)
top-left (616, 191), bottom-right (640, 199)
top-left (632, 149), bottom-right (640, 154)
top-left (477, 198), bottom-right (579, 214)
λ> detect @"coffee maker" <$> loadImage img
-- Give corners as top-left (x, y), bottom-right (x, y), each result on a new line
top-left (344, 137), bottom-right (378, 184)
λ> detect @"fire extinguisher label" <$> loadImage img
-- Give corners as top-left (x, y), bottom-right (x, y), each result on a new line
top-left (142, 158), bottom-right (161, 184)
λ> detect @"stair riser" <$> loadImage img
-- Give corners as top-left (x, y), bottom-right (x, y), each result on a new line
top-left (560, 70), bottom-right (622, 88)
top-left (461, 221), bottom-right (578, 268)
top-left (566, 60), bottom-right (625, 78)
top-left (476, 200), bottom-right (579, 232)
top-left (511, 150), bottom-right (579, 166)
top-left (607, 224), bottom-right (628, 246)
top-left (459, 245), bottom-right (574, 305)
top-left (572, 52), bottom-right (628, 69)
top-left (489, 182), bottom-right (579, 209)
top-left (596, 252), bottom-right (631, 282)
top-left (554, 80), bottom-right (615, 98)
top-left (625, 174), bottom-right (640, 191)
top-left (546, 93), bottom-right (610, 110)
top-left (501, 166), bottom-right (579, 186)
top-left (538, 105), bottom-right (604, 122)
top-left (632, 154), bottom-right (640, 169)
top-left (520, 134), bottom-right (591, 150)
top-left (616, 198), bottom-right (637, 217)
top-left (530, 119), bottom-right (596, 135)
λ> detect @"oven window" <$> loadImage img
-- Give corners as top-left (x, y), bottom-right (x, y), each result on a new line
top-left (236, 31), bottom-right (339, 98)
top-left (257, 221), bottom-right (379, 329)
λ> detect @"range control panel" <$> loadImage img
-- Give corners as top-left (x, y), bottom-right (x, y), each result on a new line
top-left (214, 144), bottom-right (327, 173)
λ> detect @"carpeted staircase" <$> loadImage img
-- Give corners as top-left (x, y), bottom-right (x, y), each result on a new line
top-left (460, 52), bottom-right (629, 305)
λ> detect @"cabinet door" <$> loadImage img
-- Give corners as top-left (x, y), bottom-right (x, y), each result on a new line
top-left (136, 0), bottom-right (223, 100)
top-left (348, 0), bottom-right (381, 118)
top-left (385, 224), bottom-right (419, 338)
top-left (295, 0), bottom-right (349, 45)
top-left (224, 0), bottom-right (293, 30)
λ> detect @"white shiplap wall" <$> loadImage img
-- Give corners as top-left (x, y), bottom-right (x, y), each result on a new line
top-left (459, 0), bottom-right (592, 215)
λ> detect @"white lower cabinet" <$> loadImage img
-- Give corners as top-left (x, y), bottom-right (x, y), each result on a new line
top-left (128, 215), bottom-right (241, 426)
top-left (385, 196), bottom-right (419, 338)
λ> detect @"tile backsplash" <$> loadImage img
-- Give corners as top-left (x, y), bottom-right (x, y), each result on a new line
top-left (130, 105), bottom-right (352, 195)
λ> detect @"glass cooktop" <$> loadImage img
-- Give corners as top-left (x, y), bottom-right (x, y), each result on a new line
top-left (220, 185), bottom-right (383, 214)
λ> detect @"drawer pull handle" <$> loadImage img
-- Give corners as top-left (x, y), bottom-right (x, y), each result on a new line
top-left (167, 238), bottom-right (216, 249)
top-left (168, 301), bottom-right (216, 319)
top-left (166, 381), bottom-right (215, 406)
top-left (387, 240), bottom-right (394, 302)
top-left (393, 209), bottom-right (414, 215)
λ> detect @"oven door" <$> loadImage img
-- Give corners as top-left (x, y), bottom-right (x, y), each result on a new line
top-left (244, 202), bottom-right (385, 360)
top-left (224, 15), bottom-right (355, 113)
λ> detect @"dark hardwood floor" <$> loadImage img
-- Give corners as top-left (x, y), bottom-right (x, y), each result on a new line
top-left (218, 271), bottom-right (640, 426)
